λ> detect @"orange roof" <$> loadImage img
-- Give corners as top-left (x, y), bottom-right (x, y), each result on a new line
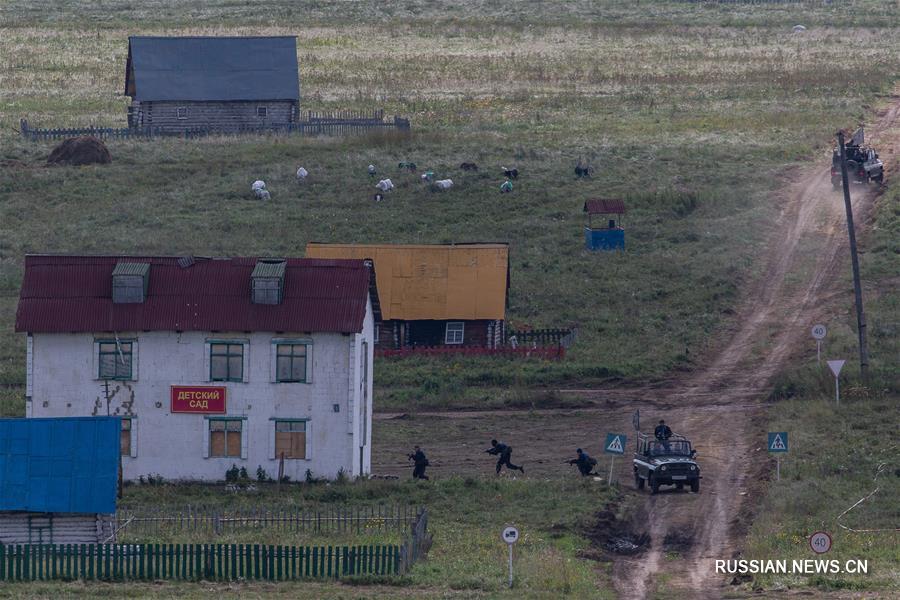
top-left (305, 243), bottom-right (508, 321)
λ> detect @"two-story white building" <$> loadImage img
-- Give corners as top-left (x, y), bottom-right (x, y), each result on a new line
top-left (15, 254), bottom-right (379, 482)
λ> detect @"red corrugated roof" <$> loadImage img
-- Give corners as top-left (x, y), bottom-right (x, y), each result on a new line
top-left (584, 199), bottom-right (626, 215)
top-left (16, 255), bottom-right (377, 334)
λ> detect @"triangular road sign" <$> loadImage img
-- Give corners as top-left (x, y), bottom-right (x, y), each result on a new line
top-left (768, 432), bottom-right (788, 453)
top-left (606, 435), bottom-right (623, 453)
top-left (827, 360), bottom-right (845, 377)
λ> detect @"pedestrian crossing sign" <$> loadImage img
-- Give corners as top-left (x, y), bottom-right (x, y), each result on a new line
top-left (768, 432), bottom-right (788, 453)
top-left (605, 433), bottom-right (626, 455)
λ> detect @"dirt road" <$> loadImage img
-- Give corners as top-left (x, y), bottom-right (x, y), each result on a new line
top-left (372, 95), bottom-right (900, 598)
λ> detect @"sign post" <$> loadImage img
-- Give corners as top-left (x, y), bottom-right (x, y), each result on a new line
top-left (811, 324), bottom-right (827, 365)
top-left (767, 432), bottom-right (788, 480)
top-left (827, 360), bottom-right (845, 405)
top-left (501, 526), bottom-right (519, 588)
top-left (632, 409), bottom-right (640, 431)
top-left (604, 433), bottom-right (627, 486)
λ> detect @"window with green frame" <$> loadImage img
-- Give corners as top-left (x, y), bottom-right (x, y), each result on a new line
top-left (98, 340), bottom-right (133, 380)
top-left (276, 344), bottom-right (307, 382)
top-left (210, 343), bottom-right (243, 382)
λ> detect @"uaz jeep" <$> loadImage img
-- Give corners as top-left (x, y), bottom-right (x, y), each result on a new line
top-left (633, 432), bottom-right (700, 494)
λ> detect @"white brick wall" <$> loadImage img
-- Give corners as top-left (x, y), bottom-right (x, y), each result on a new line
top-left (26, 299), bottom-right (375, 482)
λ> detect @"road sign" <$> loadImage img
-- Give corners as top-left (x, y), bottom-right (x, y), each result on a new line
top-left (809, 531), bottom-right (832, 554)
top-left (811, 324), bottom-right (827, 340)
top-left (768, 432), bottom-right (788, 453)
top-left (827, 360), bottom-right (846, 405)
top-left (605, 433), bottom-right (626, 455)
top-left (502, 526), bottom-right (519, 588)
top-left (827, 360), bottom-right (845, 377)
top-left (501, 526), bottom-right (519, 545)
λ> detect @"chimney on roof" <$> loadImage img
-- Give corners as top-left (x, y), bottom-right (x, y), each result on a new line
top-left (251, 259), bottom-right (286, 305)
top-left (112, 262), bottom-right (150, 304)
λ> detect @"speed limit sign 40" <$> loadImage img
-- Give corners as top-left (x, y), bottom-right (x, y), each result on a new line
top-left (809, 531), bottom-right (832, 554)
top-left (811, 324), bottom-right (827, 340)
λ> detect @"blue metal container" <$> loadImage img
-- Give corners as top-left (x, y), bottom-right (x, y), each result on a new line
top-left (585, 227), bottom-right (625, 251)
top-left (0, 416), bottom-right (120, 514)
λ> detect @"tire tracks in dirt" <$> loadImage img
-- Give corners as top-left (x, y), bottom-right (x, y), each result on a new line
top-left (612, 95), bottom-right (900, 600)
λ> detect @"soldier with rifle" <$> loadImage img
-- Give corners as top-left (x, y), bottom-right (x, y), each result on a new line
top-left (566, 448), bottom-right (598, 476)
top-left (408, 445), bottom-right (430, 480)
top-left (485, 439), bottom-right (525, 475)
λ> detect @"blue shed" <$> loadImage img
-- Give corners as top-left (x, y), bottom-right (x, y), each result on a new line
top-left (0, 417), bottom-right (120, 544)
top-left (584, 199), bottom-right (626, 251)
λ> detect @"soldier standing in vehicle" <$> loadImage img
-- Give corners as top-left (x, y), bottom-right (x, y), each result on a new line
top-left (567, 448), bottom-right (598, 476)
top-left (655, 419), bottom-right (673, 452)
top-left (485, 439), bottom-right (525, 475)
top-left (408, 446), bottom-right (430, 480)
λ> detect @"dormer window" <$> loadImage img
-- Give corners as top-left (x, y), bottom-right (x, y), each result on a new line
top-left (251, 259), bottom-right (286, 305)
top-left (112, 262), bottom-right (150, 304)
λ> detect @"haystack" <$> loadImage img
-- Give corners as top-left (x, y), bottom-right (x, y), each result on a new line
top-left (47, 136), bottom-right (111, 166)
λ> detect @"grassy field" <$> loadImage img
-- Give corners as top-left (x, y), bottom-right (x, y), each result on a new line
top-left (743, 394), bottom-right (900, 593)
top-left (0, 477), bottom-right (621, 598)
top-left (3, 1), bottom-right (900, 409)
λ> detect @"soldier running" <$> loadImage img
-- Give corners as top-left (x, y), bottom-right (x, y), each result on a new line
top-left (567, 448), bottom-right (598, 476)
top-left (485, 439), bottom-right (525, 475)
top-left (408, 445), bottom-right (430, 480)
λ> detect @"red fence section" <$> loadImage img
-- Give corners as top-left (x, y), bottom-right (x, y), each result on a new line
top-left (375, 346), bottom-right (564, 360)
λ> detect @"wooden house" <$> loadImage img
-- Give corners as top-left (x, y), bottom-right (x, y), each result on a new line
top-left (124, 36), bottom-right (300, 133)
top-left (0, 417), bottom-right (119, 545)
top-left (306, 243), bottom-right (509, 349)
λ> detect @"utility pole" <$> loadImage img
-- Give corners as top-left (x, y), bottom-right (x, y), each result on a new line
top-left (836, 131), bottom-right (870, 385)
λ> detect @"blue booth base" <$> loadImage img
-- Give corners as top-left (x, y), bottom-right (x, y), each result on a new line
top-left (585, 227), bottom-right (625, 251)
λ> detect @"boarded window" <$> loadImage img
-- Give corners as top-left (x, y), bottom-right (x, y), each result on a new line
top-left (275, 420), bottom-right (306, 459)
top-left (176, 107), bottom-right (188, 119)
top-left (210, 419), bottom-right (242, 457)
top-left (445, 322), bottom-right (465, 345)
top-left (276, 344), bottom-right (307, 382)
top-left (210, 343), bottom-right (243, 382)
top-left (120, 418), bottom-right (132, 456)
top-left (257, 106), bottom-right (268, 118)
top-left (98, 341), bottom-right (133, 379)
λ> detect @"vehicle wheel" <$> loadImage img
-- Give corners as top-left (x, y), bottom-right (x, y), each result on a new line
top-left (635, 472), bottom-right (645, 490)
top-left (650, 476), bottom-right (660, 495)
top-left (691, 479), bottom-right (700, 493)
top-left (874, 173), bottom-right (884, 183)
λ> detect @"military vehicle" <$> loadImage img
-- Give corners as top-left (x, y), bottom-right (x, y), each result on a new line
top-left (832, 127), bottom-right (883, 188)
top-left (633, 432), bottom-right (701, 494)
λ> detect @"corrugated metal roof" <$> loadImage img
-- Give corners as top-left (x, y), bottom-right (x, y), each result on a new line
top-left (251, 259), bottom-right (286, 279)
top-left (584, 199), bottom-right (626, 215)
top-left (112, 262), bottom-right (150, 277)
top-left (0, 417), bottom-right (120, 514)
top-left (16, 255), bottom-right (375, 334)
top-left (125, 36), bottom-right (300, 102)
top-left (305, 243), bottom-right (508, 321)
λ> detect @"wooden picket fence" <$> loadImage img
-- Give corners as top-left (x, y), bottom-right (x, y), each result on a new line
top-left (506, 327), bottom-right (578, 349)
top-left (20, 115), bottom-right (410, 142)
top-left (115, 504), bottom-right (417, 539)
top-left (376, 345), bottom-right (565, 360)
top-left (0, 542), bottom-right (400, 581)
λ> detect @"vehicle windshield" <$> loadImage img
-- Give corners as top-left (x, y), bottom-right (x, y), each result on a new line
top-left (647, 440), bottom-right (692, 457)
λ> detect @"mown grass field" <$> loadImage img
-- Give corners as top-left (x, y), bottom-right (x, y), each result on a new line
top-left (1, 1), bottom-right (900, 597)
top-left (2, 1), bottom-right (900, 410)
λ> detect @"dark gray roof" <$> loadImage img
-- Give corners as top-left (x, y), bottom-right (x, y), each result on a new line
top-left (125, 36), bottom-right (299, 102)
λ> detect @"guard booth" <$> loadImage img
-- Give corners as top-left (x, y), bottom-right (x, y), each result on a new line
top-left (583, 199), bottom-right (625, 251)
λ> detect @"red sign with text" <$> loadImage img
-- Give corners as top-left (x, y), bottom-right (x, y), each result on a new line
top-left (170, 386), bottom-right (226, 414)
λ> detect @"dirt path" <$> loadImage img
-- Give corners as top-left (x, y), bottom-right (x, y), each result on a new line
top-left (371, 95), bottom-right (900, 599)
top-left (611, 95), bottom-right (900, 599)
